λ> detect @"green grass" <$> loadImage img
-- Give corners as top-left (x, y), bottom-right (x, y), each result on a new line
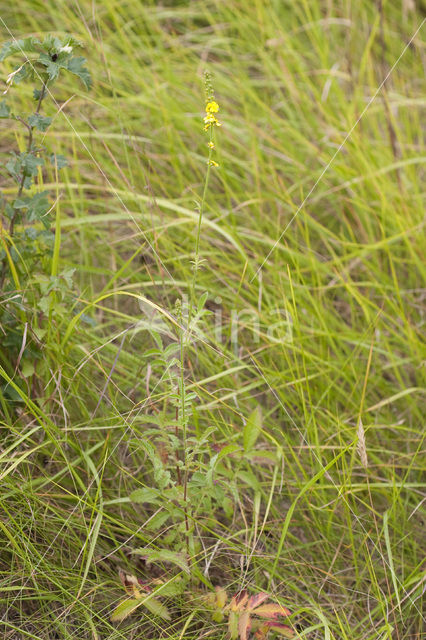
top-left (0, 1), bottom-right (425, 638)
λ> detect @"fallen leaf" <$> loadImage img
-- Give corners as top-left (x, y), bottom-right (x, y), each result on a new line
top-left (238, 610), bottom-right (251, 640)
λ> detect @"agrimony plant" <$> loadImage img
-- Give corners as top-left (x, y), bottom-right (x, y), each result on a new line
top-left (128, 73), bottom-right (224, 559)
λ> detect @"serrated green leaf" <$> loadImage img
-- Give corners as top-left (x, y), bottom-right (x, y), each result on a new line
top-left (237, 469), bottom-right (260, 491)
top-left (244, 450), bottom-right (278, 464)
top-left (110, 594), bottom-right (171, 623)
top-left (21, 360), bottom-right (35, 378)
top-left (198, 290), bottom-right (209, 312)
top-left (33, 327), bottom-right (46, 341)
top-left (15, 65), bottom-right (32, 85)
top-left (211, 443), bottom-right (240, 466)
top-left (142, 596), bottom-right (171, 620)
top-left (13, 197), bottom-right (30, 209)
top-left (59, 268), bottom-right (75, 288)
top-left (6, 154), bottom-right (24, 183)
top-left (243, 406), bottom-right (262, 452)
top-left (130, 487), bottom-right (160, 504)
top-left (42, 34), bottom-right (83, 55)
top-left (145, 510), bottom-right (172, 531)
top-left (28, 113), bottom-right (52, 131)
top-left (38, 55), bottom-right (60, 82)
top-left (40, 35), bottom-right (60, 53)
top-left (13, 191), bottom-right (50, 226)
top-left (189, 470), bottom-right (208, 488)
top-left (133, 547), bottom-right (189, 574)
top-left (22, 154), bottom-right (44, 177)
top-left (37, 296), bottom-right (50, 314)
top-left (228, 611), bottom-right (239, 640)
top-left (154, 579), bottom-right (185, 597)
top-left (4, 203), bottom-right (14, 219)
top-left (110, 598), bottom-right (140, 622)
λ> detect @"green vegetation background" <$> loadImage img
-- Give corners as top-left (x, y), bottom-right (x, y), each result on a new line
top-left (0, 1), bottom-right (424, 639)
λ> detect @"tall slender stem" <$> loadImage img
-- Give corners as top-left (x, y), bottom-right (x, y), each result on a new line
top-left (190, 128), bottom-right (213, 318)
top-left (179, 127), bottom-right (214, 564)
top-left (180, 328), bottom-right (191, 559)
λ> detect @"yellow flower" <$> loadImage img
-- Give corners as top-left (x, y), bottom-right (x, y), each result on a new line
top-left (208, 141), bottom-right (215, 149)
top-left (207, 159), bottom-right (219, 167)
top-left (206, 101), bottom-right (219, 113)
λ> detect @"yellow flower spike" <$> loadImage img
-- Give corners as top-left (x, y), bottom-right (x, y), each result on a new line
top-left (203, 93), bottom-right (222, 131)
top-left (202, 72), bottom-right (221, 164)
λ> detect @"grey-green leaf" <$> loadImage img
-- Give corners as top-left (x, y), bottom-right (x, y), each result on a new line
top-left (22, 154), bottom-right (44, 176)
top-left (13, 191), bottom-right (50, 226)
top-left (66, 56), bottom-right (92, 89)
top-left (0, 37), bottom-right (41, 62)
top-left (28, 113), bottom-right (52, 131)
top-left (38, 55), bottom-right (60, 82)
top-left (49, 153), bottom-right (68, 169)
top-left (0, 100), bottom-right (10, 118)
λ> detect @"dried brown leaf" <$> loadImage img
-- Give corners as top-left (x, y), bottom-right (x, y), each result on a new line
top-left (230, 589), bottom-right (249, 611)
top-left (253, 603), bottom-right (290, 619)
top-left (247, 592), bottom-right (269, 610)
top-left (262, 621), bottom-right (294, 637)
